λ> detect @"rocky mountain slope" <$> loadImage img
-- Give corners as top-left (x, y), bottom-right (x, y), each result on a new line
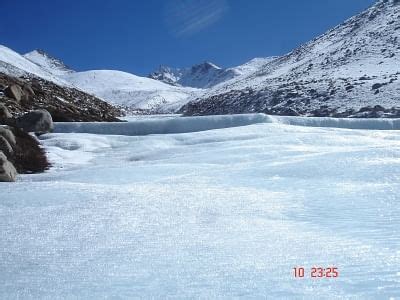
top-left (181, 0), bottom-right (400, 117)
top-left (0, 73), bottom-right (121, 121)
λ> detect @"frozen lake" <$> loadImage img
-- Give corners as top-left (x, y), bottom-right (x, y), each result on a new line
top-left (1, 114), bottom-right (400, 298)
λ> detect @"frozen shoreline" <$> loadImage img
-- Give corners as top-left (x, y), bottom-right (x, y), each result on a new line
top-left (54, 114), bottom-right (400, 136)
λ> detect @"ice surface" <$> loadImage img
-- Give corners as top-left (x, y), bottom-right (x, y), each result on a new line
top-left (54, 113), bottom-right (400, 136)
top-left (1, 115), bottom-right (400, 298)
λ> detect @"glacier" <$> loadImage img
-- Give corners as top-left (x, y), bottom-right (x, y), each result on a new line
top-left (1, 115), bottom-right (400, 298)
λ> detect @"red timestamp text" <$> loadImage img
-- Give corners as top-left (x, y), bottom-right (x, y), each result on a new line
top-left (293, 266), bottom-right (339, 279)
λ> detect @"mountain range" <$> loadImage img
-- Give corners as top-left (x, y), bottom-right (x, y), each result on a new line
top-left (0, 0), bottom-right (399, 117)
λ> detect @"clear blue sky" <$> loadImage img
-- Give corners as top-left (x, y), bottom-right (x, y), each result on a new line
top-left (0, 0), bottom-right (375, 75)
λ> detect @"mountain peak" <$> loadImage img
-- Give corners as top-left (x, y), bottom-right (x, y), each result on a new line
top-left (24, 49), bottom-right (74, 76)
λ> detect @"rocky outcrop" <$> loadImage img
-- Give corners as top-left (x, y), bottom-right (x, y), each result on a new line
top-left (0, 151), bottom-right (17, 182)
top-left (0, 108), bottom-right (53, 181)
top-left (0, 72), bottom-right (123, 122)
top-left (0, 68), bottom-right (123, 181)
top-left (9, 126), bottom-right (50, 174)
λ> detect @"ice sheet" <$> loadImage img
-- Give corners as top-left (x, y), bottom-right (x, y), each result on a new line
top-left (1, 117), bottom-right (399, 298)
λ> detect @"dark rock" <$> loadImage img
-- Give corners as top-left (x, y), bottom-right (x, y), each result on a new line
top-left (0, 126), bottom-right (16, 147)
top-left (0, 136), bottom-right (13, 157)
top-left (16, 109), bottom-right (54, 133)
top-left (8, 127), bottom-right (50, 174)
top-left (0, 103), bottom-right (12, 123)
top-left (372, 83), bottom-right (383, 90)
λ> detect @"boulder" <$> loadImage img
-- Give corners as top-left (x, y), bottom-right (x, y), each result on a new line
top-left (4, 85), bottom-right (23, 102)
top-left (0, 151), bottom-right (17, 182)
top-left (22, 84), bottom-right (35, 97)
top-left (0, 126), bottom-right (16, 147)
top-left (0, 103), bottom-right (12, 123)
top-left (22, 84), bottom-right (35, 102)
top-left (16, 109), bottom-right (54, 133)
top-left (0, 136), bottom-right (13, 157)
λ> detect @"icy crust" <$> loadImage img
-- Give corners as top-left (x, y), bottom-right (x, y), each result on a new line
top-left (54, 114), bottom-right (400, 136)
top-left (272, 115), bottom-right (400, 130)
top-left (2, 120), bottom-right (400, 298)
top-left (54, 114), bottom-right (269, 135)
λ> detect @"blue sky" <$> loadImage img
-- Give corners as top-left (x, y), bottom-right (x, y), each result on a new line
top-left (1, 0), bottom-right (375, 75)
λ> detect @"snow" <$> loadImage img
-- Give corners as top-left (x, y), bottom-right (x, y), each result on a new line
top-left (62, 70), bottom-right (200, 112)
top-left (0, 45), bottom-right (70, 86)
top-left (189, 1), bottom-right (400, 114)
top-left (1, 115), bottom-right (399, 298)
top-left (24, 50), bottom-right (74, 76)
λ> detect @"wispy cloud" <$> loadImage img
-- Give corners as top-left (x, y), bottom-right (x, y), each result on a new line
top-left (165, 0), bottom-right (229, 37)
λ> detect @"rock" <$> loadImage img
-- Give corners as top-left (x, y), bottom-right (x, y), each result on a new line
top-left (8, 126), bottom-right (50, 173)
top-left (21, 84), bottom-right (35, 102)
top-left (0, 151), bottom-right (17, 182)
top-left (372, 83), bottom-right (384, 90)
top-left (22, 84), bottom-right (35, 97)
top-left (0, 126), bottom-right (16, 147)
top-left (0, 136), bottom-right (13, 157)
top-left (4, 85), bottom-right (23, 102)
top-left (0, 103), bottom-right (12, 123)
top-left (16, 109), bottom-right (54, 133)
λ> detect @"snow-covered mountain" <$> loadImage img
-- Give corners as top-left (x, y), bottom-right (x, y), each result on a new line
top-left (181, 0), bottom-right (400, 117)
top-left (149, 61), bottom-right (235, 88)
top-left (0, 45), bottom-right (201, 113)
top-left (24, 50), bottom-right (74, 76)
top-left (62, 70), bottom-right (199, 112)
top-left (0, 45), bottom-right (71, 86)
top-left (149, 58), bottom-right (276, 89)
top-left (2, 0), bottom-right (398, 117)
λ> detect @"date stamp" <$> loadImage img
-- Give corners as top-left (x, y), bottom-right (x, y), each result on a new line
top-left (293, 266), bottom-right (339, 279)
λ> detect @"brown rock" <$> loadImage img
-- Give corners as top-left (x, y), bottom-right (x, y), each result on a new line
top-left (0, 151), bottom-right (17, 182)
top-left (4, 85), bottom-right (23, 102)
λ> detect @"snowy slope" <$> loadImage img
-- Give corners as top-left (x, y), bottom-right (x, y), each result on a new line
top-left (0, 45), bottom-right (70, 86)
top-left (149, 58), bottom-right (277, 89)
top-left (182, 0), bottom-right (400, 116)
top-left (2, 115), bottom-right (400, 298)
top-left (62, 70), bottom-right (200, 112)
top-left (0, 45), bottom-right (201, 112)
top-left (24, 49), bottom-right (74, 76)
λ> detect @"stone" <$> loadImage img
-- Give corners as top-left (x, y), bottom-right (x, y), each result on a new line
top-left (0, 136), bottom-right (13, 157)
top-left (21, 84), bottom-right (35, 102)
top-left (0, 103), bottom-right (12, 123)
top-left (0, 151), bottom-right (17, 182)
top-left (22, 84), bottom-right (35, 97)
top-left (16, 109), bottom-right (54, 133)
top-left (4, 85), bottom-right (23, 102)
top-left (0, 126), bottom-right (16, 147)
